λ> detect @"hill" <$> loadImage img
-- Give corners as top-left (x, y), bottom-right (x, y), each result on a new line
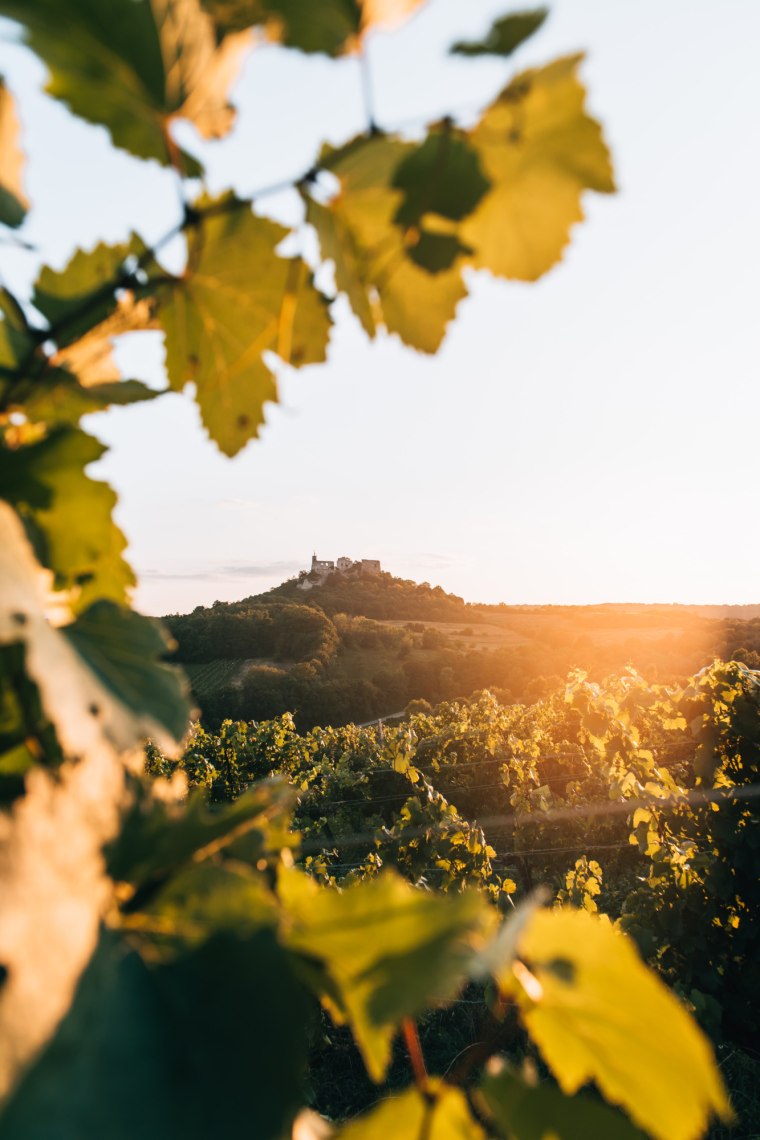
top-left (163, 569), bottom-right (760, 728)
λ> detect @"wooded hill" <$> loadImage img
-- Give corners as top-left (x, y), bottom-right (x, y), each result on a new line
top-left (164, 570), bottom-right (760, 728)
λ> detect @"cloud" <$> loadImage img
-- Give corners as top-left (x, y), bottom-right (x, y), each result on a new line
top-left (141, 560), bottom-right (303, 582)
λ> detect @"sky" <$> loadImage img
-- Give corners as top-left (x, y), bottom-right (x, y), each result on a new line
top-left (2, 0), bottom-right (759, 614)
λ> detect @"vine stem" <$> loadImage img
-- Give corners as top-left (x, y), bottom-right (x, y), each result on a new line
top-left (402, 1017), bottom-right (429, 1093)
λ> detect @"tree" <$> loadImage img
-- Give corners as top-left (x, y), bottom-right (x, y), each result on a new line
top-left (0, 3), bottom-right (732, 1138)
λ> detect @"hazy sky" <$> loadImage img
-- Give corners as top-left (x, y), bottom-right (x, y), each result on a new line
top-left (3, 1), bottom-right (759, 614)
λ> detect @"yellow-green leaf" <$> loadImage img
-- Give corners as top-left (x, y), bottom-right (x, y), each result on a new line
top-left (0, 426), bottom-right (134, 610)
top-left (338, 1083), bottom-right (485, 1140)
top-left (306, 136), bottom-right (466, 353)
top-left (158, 194), bottom-right (330, 456)
top-left (462, 55), bottom-right (615, 281)
top-left (509, 908), bottom-right (731, 1140)
top-left (279, 867), bottom-right (487, 1081)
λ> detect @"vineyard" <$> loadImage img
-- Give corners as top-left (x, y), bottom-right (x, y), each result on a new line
top-left (183, 658), bottom-right (248, 692)
top-left (147, 660), bottom-right (760, 1131)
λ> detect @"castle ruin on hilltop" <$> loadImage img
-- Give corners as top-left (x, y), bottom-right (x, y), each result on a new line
top-left (297, 553), bottom-right (381, 590)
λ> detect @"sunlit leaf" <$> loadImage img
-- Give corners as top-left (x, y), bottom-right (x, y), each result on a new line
top-left (33, 237), bottom-right (149, 346)
top-left (0, 426), bottom-right (134, 608)
top-left (451, 9), bottom-right (548, 58)
top-left (480, 1063), bottom-right (648, 1140)
top-left (337, 1083), bottom-right (485, 1139)
top-left (462, 55), bottom-right (615, 281)
top-left (3, 0), bottom-right (250, 168)
top-left (306, 136), bottom-right (467, 352)
top-left (0, 79), bottom-right (28, 228)
top-left (278, 867), bottom-right (487, 1080)
top-left (509, 908), bottom-right (732, 1140)
top-left (158, 193), bottom-right (330, 456)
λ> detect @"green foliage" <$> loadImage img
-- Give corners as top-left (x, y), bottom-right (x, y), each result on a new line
top-left (158, 194), bottom-right (330, 456)
top-left (451, 9), bottom-right (549, 58)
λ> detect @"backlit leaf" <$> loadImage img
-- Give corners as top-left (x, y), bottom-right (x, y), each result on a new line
top-left (509, 908), bottom-right (731, 1140)
top-left (33, 237), bottom-right (149, 346)
top-left (279, 867), bottom-right (488, 1080)
top-left (462, 55), bottom-right (615, 281)
top-left (0, 426), bottom-right (134, 609)
top-left (3, 0), bottom-right (250, 167)
top-left (0, 79), bottom-right (28, 228)
top-left (451, 9), bottom-right (548, 58)
top-left (158, 193), bottom-right (330, 456)
top-left (306, 137), bottom-right (467, 352)
top-left (337, 1083), bottom-right (485, 1140)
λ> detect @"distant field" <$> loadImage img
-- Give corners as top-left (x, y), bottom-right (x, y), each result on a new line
top-left (381, 619), bottom-right (529, 650)
top-left (380, 609), bottom-right (729, 658)
top-left (184, 660), bottom-right (245, 692)
top-left (184, 657), bottom-right (288, 696)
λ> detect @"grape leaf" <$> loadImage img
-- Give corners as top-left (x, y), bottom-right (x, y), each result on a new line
top-left (0, 426), bottom-right (134, 609)
top-left (462, 55), bottom-right (615, 281)
top-left (64, 602), bottom-right (189, 742)
top-left (451, 9), bottom-right (548, 58)
top-left (0, 928), bottom-right (310, 1140)
top-left (3, 0), bottom-right (250, 168)
top-left (200, 0), bottom-right (362, 54)
top-left (106, 777), bottom-right (295, 889)
top-left (391, 125), bottom-right (489, 272)
top-left (509, 909), bottom-right (732, 1140)
top-left (0, 505), bottom-right (188, 1099)
top-left (19, 373), bottom-right (159, 427)
top-left (305, 136), bottom-right (467, 352)
top-left (158, 193), bottom-right (330, 456)
top-left (480, 1064), bottom-right (648, 1140)
top-left (200, 0), bottom-right (426, 53)
top-left (23, 249), bottom-right (160, 423)
top-left (33, 237), bottom-right (150, 346)
top-left (0, 502), bottom-right (189, 758)
top-left (337, 1083), bottom-right (485, 1139)
top-left (393, 126), bottom-right (490, 227)
top-left (0, 79), bottom-right (28, 228)
top-left (278, 867), bottom-right (487, 1081)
